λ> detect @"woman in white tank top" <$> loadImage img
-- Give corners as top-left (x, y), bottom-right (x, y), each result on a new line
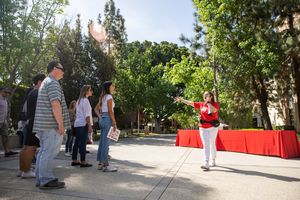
top-left (96, 81), bottom-right (118, 172)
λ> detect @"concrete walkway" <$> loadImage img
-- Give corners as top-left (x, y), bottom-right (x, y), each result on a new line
top-left (0, 135), bottom-right (300, 200)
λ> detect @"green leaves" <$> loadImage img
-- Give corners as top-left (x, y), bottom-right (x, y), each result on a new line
top-left (0, 0), bottom-right (69, 86)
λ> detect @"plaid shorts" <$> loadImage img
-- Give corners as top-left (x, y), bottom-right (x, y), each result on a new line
top-left (0, 122), bottom-right (8, 136)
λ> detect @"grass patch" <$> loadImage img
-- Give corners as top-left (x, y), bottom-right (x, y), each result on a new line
top-left (93, 131), bottom-right (159, 141)
top-left (130, 132), bottom-right (158, 137)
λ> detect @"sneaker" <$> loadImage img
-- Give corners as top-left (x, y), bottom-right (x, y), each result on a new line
top-left (37, 178), bottom-right (57, 187)
top-left (21, 170), bottom-right (36, 179)
top-left (102, 165), bottom-right (117, 172)
top-left (5, 151), bottom-right (18, 157)
top-left (80, 163), bottom-right (92, 168)
top-left (30, 165), bottom-right (35, 170)
top-left (98, 164), bottom-right (104, 170)
top-left (16, 170), bottom-right (23, 177)
top-left (210, 160), bottom-right (216, 167)
top-left (71, 162), bottom-right (81, 166)
top-left (39, 179), bottom-right (65, 190)
top-left (64, 152), bottom-right (71, 157)
top-left (201, 163), bottom-right (210, 171)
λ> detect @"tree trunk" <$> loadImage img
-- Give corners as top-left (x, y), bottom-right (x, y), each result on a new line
top-left (292, 57), bottom-right (300, 132)
top-left (154, 118), bottom-right (161, 133)
top-left (281, 95), bottom-right (291, 125)
top-left (287, 13), bottom-right (300, 133)
top-left (213, 55), bottom-right (219, 102)
top-left (137, 108), bottom-right (140, 134)
top-left (252, 75), bottom-right (273, 130)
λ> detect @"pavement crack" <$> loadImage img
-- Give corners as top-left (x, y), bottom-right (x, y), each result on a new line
top-left (143, 148), bottom-right (192, 200)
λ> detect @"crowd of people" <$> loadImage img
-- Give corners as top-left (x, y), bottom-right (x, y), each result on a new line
top-left (1, 61), bottom-right (118, 189)
top-left (0, 60), bottom-right (221, 190)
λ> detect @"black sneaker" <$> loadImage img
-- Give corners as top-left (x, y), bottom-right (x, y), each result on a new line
top-left (5, 151), bottom-right (18, 157)
top-left (80, 163), bottom-right (93, 168)
top-left (39, 179), bottom-right (65, 189)
top-left (71, 162), bottom-right (81, 166)
top-left (36, 178), bottom-right (58, 187)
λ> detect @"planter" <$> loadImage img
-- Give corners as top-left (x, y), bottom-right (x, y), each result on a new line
top-left (0, 135), bottom-right (21, 150)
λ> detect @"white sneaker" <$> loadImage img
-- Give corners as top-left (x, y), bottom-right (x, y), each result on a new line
top-left (102, 165), bottom-right (117, 172)
top-left (201, 163), bottom-right (210, 171)
top-left (210, 160), bottom-right (216, 167)
top-left (64, 152), bottom-right (71, 157)
top-left (16, 170), bottom-right (23, 177)
top-left (21, 170), bottom-right (36, 179)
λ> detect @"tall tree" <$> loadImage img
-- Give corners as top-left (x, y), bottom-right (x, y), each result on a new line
top-left (116, 41), bottom-right (190, 132)
top-left (102, 0), bottom-right (127, 60)
top-left (0, 0), bottom-right (69, 88)
top-left (274, 1), bottom-right (300, 132)
top-left (193, 0), bottom-right (283, 129)
top-left (56, 16), bottom-right (88, 104)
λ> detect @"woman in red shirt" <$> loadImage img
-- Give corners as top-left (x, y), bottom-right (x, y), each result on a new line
top-left (175, 91), bottom-right (220, 171)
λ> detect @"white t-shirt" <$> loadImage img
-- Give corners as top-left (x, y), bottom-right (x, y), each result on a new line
top-left (101, 94), bottom-right (115, 113)
top-left (74, 98), bottom-right (93, 127)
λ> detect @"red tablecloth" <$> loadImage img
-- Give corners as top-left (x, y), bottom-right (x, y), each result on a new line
top-left (176, 129), bottom-right (300, 158)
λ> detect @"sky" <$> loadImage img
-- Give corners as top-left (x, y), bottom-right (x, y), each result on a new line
top-left (58, 0), bottom-right (196, 45)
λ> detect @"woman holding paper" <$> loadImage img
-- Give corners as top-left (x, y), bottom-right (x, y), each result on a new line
top-left (96, 81), bottom-right (118, 172)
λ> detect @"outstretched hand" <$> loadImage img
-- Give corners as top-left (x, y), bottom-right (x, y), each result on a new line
top-left (174, 97), bottom-right (182, 103)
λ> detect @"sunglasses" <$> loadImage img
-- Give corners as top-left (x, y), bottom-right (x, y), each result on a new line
top-left (55, 66), bottom-right (65, 72)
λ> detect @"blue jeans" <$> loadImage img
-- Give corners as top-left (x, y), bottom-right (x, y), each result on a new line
top-left (97, 112), bottom-right (111, 165)
top-left (65, 128), bottom-right (74, 153)
top-left (35, 129), bottom-right (63, 186)
top-left (72, 125), bottom-right (88, 162)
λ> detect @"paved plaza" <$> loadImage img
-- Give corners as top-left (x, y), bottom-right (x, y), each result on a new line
top-left (0, 135), bottom-right (299, 200)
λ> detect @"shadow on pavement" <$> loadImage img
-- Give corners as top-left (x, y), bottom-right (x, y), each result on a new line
top-left (214, 165), bottom-right (300, 182)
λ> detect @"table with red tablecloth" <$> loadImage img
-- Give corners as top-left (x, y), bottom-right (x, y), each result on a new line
top-left (176, 129), bottom-right (300, 158)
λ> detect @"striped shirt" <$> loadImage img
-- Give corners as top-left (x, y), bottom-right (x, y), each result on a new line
top-left (33, 75), bottom-right (71, 133)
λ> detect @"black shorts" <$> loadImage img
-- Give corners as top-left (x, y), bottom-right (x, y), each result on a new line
top-left (24, 120), bottom-right (40, 147)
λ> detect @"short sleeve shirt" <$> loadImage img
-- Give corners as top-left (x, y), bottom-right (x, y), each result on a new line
top-left (74, 98), bottom-right (93, 127)
top-left (101, 94), bottom-right (115, 113)
top-left (33, 75), bottom-right (71, 133)
top-left (194, 102), bottom-right (220, 128)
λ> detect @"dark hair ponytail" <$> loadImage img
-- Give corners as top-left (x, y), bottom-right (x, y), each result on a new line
top-left (99, 81), bottom-right (113, 107)
top-left (203, 91), bottom-right (215, 103)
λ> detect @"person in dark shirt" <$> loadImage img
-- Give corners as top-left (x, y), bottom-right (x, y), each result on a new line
top-left (18, 74), bottom-right (45, 178)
